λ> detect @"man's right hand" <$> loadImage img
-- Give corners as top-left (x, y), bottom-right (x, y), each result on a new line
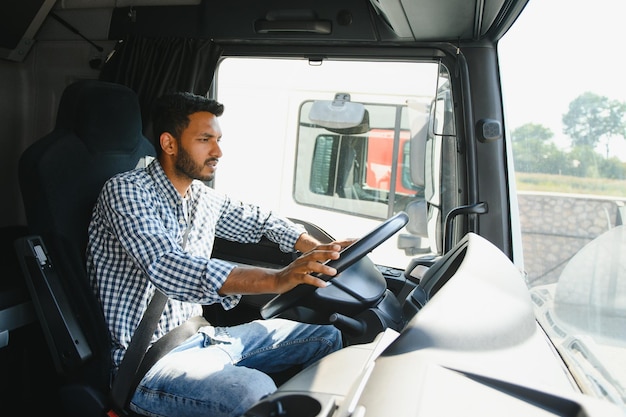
top-left (219, 240), bottom-right (354, 296)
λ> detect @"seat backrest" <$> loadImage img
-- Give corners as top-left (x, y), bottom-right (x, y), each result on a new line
top-left (20, 80), bottom-right (155, 254)
top-left (16, 80), bottom-right (156, 415)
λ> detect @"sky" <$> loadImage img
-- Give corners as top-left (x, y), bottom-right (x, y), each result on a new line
top-left (498, 0), bottom-right (626, 160)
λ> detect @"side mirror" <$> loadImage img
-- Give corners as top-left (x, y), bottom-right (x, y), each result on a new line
top-left (398, 199), bottom-right (430, 256)
top-left (309, 93), bottom-right (369, 134)
top-left (407, 99), bottom-right (430, 189)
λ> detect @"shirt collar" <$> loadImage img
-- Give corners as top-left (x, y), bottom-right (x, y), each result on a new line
top-left (146, 159), bottom-right (184, 204)
top-left (146, 159), bottom-right (203, 204)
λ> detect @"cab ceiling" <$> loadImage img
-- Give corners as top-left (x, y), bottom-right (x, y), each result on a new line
top-left (52, 0), bottom-right (526, 43)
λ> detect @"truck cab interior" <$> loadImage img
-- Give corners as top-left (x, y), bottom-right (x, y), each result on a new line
top-left (2, 1), bottom-right (625, 417)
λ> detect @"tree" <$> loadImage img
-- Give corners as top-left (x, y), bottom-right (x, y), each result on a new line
top-left (511, 123), bottom-right (553, 142)
top-left (511, 123), bottom-right (565, 173)
top-left (562, 92), bottom-right (626, 156)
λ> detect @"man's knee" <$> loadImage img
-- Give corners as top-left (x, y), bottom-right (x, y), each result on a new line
top-left (227, 369), bottom-right (276, 416)
top-left (322, 324), bottom-right (343, 351)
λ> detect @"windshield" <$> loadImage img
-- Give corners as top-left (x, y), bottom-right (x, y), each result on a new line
top-left (215, 58), bottom-right (448, 269)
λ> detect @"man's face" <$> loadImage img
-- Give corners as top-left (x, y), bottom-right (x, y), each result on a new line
top-left (174, 111), bottom-right (223, 182)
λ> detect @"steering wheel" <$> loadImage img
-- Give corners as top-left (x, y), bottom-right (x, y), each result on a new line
top-left (260, 212), bottom-right (409, 323)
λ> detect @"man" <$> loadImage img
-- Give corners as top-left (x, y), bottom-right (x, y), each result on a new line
top-left (87, 91), bottom-right (349, 417)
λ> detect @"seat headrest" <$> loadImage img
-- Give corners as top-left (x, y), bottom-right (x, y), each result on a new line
top-left (58, 80), bottom-right (145, 153)
top-left (55, 80), bottom-right (84, 129)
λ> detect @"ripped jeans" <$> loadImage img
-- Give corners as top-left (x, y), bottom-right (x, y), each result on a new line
top-left (129, 318), bottom-right (342, 417)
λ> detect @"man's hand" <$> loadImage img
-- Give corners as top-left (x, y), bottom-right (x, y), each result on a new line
top-left (273, 240), bottom-right (355, 293)
top-left (219, 239), bottom-right (355, 296)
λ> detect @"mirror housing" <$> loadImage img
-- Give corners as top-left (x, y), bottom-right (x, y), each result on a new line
top-left (309, 93), bottom-right (369, 134)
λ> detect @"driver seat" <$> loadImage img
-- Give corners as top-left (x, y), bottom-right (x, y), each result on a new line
top-left (15, 79), bottom-right (156, 417)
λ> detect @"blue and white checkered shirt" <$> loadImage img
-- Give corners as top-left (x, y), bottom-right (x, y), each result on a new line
top-left (86, 159), bottom-right (305, 368)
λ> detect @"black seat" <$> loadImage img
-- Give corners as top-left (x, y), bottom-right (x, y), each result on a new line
top-left (15, 80), bottom-right (156, 417)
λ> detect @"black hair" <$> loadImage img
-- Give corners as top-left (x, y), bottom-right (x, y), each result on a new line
top-left (152, 92), bottom-right (224, 156)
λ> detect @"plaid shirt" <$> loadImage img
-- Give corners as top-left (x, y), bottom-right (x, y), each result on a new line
top-left (86, 159), bottom-right (304, 368)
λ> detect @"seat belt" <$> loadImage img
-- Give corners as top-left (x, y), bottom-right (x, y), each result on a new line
top-left (109, 217), bottom-right (207, 414)
top-left (109, 289), bottom-right (168, 413)
top-left (108, 289), bottom-right (210, 415)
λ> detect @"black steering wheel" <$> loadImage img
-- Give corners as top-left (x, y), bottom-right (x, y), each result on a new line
top-left (260, 212), bottom-right (409, 323)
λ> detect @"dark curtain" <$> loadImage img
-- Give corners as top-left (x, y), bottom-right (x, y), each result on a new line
top-left (99, 36), bottom-right (222, 143)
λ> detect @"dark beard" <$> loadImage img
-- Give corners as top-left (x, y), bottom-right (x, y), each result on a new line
top-left (175, 145), bottom-right (215, 182)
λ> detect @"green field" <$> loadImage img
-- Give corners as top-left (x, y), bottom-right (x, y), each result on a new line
top-left (515, 172), bottom-right (626, 198)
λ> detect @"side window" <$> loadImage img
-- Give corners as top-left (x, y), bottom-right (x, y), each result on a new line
top-left (309, 135), bottom-right (337, 196)
top-left (309, 134), bottom-right (365, 198)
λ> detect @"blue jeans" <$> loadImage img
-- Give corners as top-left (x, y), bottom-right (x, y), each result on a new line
top-left (129, 318), bottom-right (342, 417)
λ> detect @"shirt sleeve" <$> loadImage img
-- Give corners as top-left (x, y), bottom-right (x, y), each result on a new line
top-left (215, 194), bottom-right (306, 252)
